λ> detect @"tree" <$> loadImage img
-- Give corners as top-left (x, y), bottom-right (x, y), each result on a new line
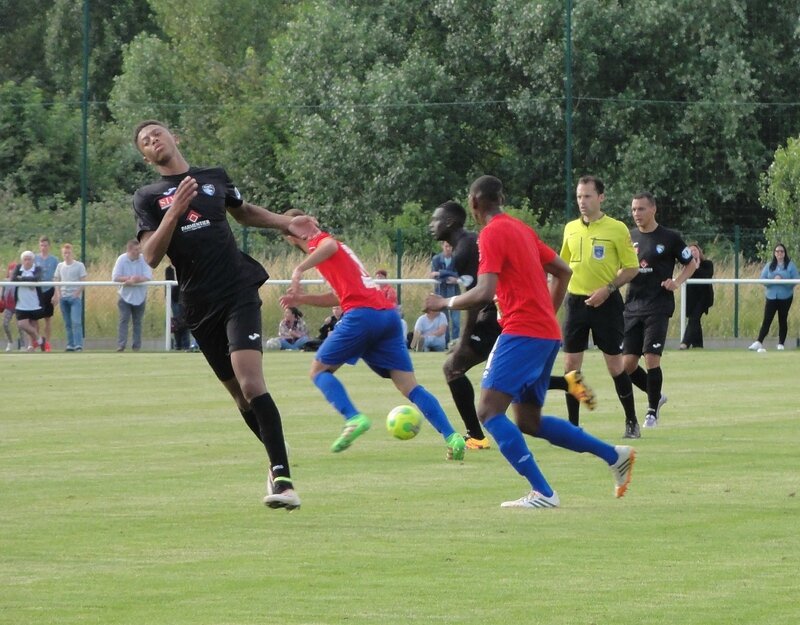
top-left (759, 136), bottom-right (800, 257)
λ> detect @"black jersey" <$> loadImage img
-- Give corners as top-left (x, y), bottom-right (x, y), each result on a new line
top-left (133, 166), bottom-right (268, 306)
top-left (625, 225), bottom-right (692, 316)
top-left (450, 229), bottom-right (497, 322)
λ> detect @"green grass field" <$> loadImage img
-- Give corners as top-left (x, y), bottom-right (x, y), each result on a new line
top-left (1, 350), bottom-right (798, 625)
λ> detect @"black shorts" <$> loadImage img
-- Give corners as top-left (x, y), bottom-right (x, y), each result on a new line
top-left (185, 289), bottom-right (264, 381)
top-left (446, 306), bottom-right (501, 375)
top-left (40, 288), bottom-right (55, 318)
top-left (16, 309), bottom-right (45, 322)
top-left (562, 291), bottom-right (624, 355)
top-left (623, 313), bottom-right (669, 357)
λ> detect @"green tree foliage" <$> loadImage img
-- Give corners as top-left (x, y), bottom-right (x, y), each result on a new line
top-left (759, 136), bottom-right (800, 257)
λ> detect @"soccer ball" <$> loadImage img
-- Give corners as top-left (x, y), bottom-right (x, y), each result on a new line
top-left (264, 337), bottom-right (282, 351)
top-left (386, 405), bottom-right (423, 440)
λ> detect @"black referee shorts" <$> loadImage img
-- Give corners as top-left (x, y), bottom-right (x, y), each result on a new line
top-left (562, 291), bottom-right (624, 355)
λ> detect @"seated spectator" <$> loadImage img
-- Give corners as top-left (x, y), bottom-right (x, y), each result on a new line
top-left (318, 305), bottom-right (343, 341)
top-left (278, 306), bottom-right (310, 350)
top-left (374, 269), bottom-right (398, 305)
top-left (410, 308), bottom-right (448, 352)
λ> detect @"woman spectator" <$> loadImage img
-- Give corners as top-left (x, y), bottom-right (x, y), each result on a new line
top-left (748, 243), bottom-right (798, 352)
top-left (12, 251), bottom-right (45, 351)
top-left (680, 243), bottom-right (714, 349)
top-left (278, 306), bottom-right (310, 350)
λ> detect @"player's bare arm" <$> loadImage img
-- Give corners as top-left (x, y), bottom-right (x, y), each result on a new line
top-left (228, 203), bottom-right (317, 237)
top-left (425, 273), bottom-right (498, 312)
top-left (662, 259), bottom-right (696, 291)
top-left (280, 290), bottom-right (340, 310)
top-left (140, 176), bottom-right (198, 267)
top-left (544, 256), bottom-right (572, 311)
top-left (585, 266), bottom-right (639, 307)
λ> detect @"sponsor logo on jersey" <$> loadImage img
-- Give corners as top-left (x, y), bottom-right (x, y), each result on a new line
top-left (202, 184), bottom-right (215, 196)
top-left (163, 187), bottom-right (177, 196)
top-left (233, 187), bottom-right (242, 200)
top-left (186, 210), bottom-right (201, 223)
top-left (180, 209), bottom-right (211, 233)
top-left (158, 195), bottom-right (174, 210)
top-left (248, 333), bottom-right (260, 341)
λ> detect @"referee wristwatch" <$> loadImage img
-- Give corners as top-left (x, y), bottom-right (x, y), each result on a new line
top-left (606, 282), bottom-right (618, 294)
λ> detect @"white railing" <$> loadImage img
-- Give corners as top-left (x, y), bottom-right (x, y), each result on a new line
top-left (0, 278), bottom-right (435, 351)
top-left (679, 277), bottom-right (800, 339)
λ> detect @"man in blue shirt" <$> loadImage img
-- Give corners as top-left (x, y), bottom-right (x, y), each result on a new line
top-left (35, 236), bottom-right (59, 351)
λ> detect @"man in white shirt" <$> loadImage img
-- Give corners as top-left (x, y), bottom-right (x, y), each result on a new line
top-left (54, 243), bottom-right (88, 351)
top-left (112, 239), bottom-right (153, 351)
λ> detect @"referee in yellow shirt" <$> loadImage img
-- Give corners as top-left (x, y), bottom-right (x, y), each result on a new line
top-left (559, 176), bottom-right (642, 438)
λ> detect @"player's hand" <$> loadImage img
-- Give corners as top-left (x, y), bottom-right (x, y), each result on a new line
top-left (287, 215), bottom-right (318, 240)
top-left (168, 176), bottom-right (198, 217)
top-left (585, 287), bottom-right (610, 307)
top-left (424, 293), bottom-right (447, 311)
top-left (661, 278), bottom-right (678, 291)
top-left (279, 293), bottom-right (297, 309)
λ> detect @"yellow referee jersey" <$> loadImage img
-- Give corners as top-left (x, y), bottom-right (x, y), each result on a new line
top-left (560, 214), bottom-right (639, 296)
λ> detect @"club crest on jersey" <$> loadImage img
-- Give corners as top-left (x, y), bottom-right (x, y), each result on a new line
top-left (656, 244), bottom-right (665, 254)
top-left (592, 244), bottom-right (605, 260)
top-left (681, 247), bottom-right (692, 260)
top-left (186, 210), bottom-right (202, 223)
top-left (201, 184), bottom-right (215, 196)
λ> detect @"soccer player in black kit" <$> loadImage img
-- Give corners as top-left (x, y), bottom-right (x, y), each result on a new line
top-left (132, 120), bottom-right (306, 510)
top-left (429, 201), bottom-right (595, 449)
top-left (623, 192), bottom-right (696, 432)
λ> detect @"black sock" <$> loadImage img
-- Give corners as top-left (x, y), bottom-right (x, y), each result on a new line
top-left (629, 366), bottom-right (648, 393)
top-left (613, 372), bottom-right (638, 425)
top-left (250, 393), bottom-right (292, 490)
top-left (448, 376), bottom-right (484, 439)
top-left (646, 366), bottom-right (663, 412)
top-left (549, 375), bottom-right (568, 391)
top-left (566, 393), bottom-right (580, 426)
top-left (239, 408), bottom-right (263, 441)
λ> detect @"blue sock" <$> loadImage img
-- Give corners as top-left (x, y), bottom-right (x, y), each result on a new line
top-left (313, 371), bottom-right (359, 420)
top-left (483, 414), bottom-right (553, 497)
top-left (535, 416), bottom-right (617, 465)
top-left (408, 385), bottom-right (455, 439)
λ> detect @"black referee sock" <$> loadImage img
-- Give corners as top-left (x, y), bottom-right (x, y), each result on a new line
top-left (566, 393), bottom-right (580, 426)
top-left (447, 376), bottom-right (485, 439)
top-left (250, 393), bottom-right (292, 490)
top-left (239, 408), bottom-right (263, 441)
top-left (629, 366), bottom-right (648, 393)
top-left (646, 366), bottom-right (663, 413)
top-left (612, 372), bottom-right (638, 425)
top-left (549, 375), bottom-right (568, 392)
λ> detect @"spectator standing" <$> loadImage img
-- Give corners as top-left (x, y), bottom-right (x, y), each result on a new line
top-left (278, 306), bottom-right (310, 350)
top-left (112, 239), bottom-right (153, 352)
top-left (53, 243), bottom-right (88, 352)
top-left (165, 265), bottom-right (193, 350)
top-left (374, 269), bottom-right (398, 305)
top-left (411, 308), bottom-right (448, 352)
top-left (680, 243), bottom-right (714, 350)
top-left (34, 236), bottom-right (58, 351)
top-left (2, 262), bottom-right (19, 351)
top-left (430, 241), bottom-right (461, 343)
top-left (12, 251), bottom-right (45, 351)
top-left (748, 243), bottom-right (798, 352)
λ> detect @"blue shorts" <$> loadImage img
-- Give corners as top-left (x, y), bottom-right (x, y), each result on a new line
top-left (316, 307), bottom-right (413, 378)
top-left (481, 334), bottom-right (561, 406)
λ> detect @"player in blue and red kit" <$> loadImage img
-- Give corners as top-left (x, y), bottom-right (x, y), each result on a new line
top-left (280, 213), bottom-right (466, 461)
top-left (426, 175), bottom-right (635, 508)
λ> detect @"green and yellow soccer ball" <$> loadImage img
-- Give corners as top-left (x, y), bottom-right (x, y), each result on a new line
top-left (386, 405), bottom-right (423, 440)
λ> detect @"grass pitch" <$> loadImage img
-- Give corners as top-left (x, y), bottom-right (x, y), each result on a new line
top-left (1, 349), bottom-right (798, 625)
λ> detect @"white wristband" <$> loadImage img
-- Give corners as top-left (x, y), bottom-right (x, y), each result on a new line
top-left (447, 296), bottom-right (457, 309)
